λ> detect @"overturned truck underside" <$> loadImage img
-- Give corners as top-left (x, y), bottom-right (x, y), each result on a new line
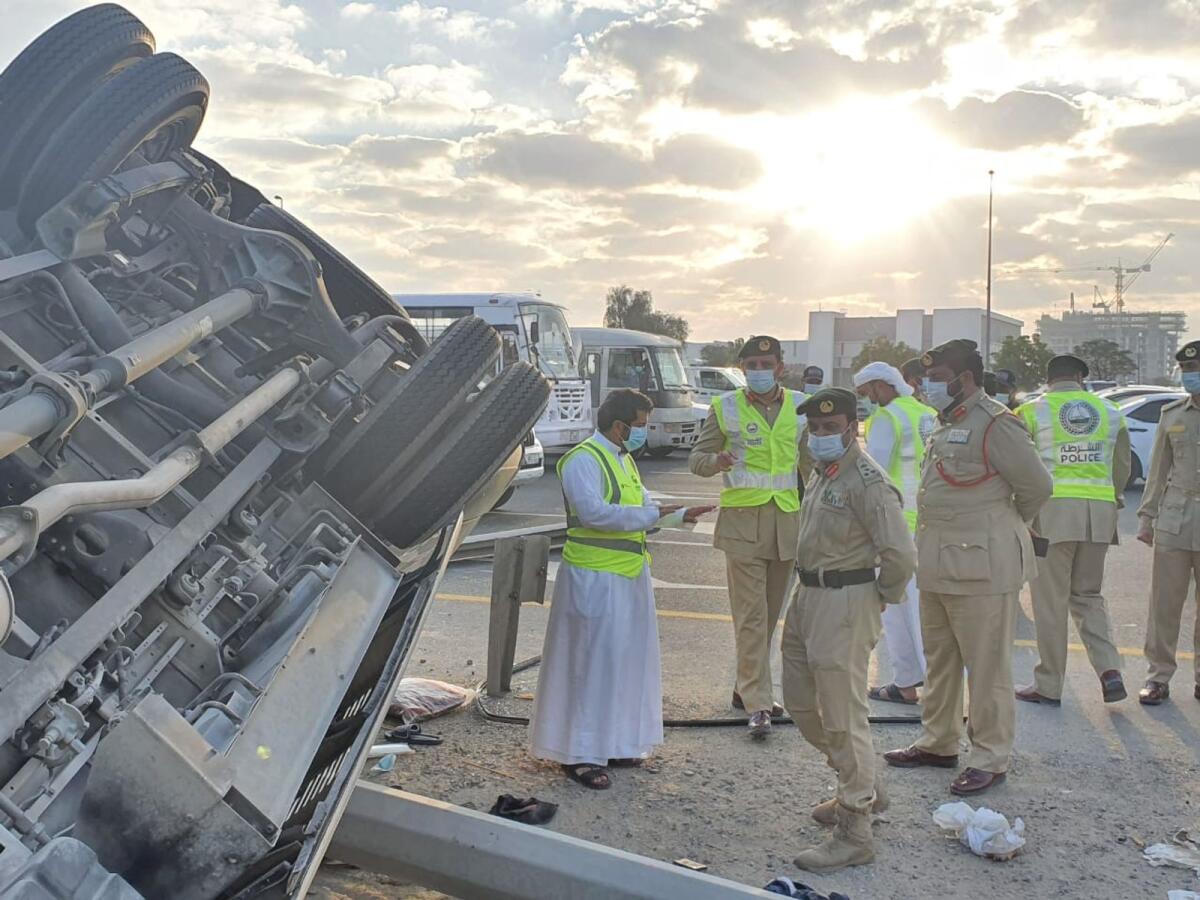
top-left (0, 5), bottom-right (550, 898)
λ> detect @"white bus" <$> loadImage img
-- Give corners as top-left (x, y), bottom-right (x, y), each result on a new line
top-left (572, 327), bottom-right (699, 457)
top-left (393, 292), bottom-right (592, 454)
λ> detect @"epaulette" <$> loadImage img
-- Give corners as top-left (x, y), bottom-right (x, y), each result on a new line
top-left (855, 454), bottom-right (886, 485)
top-left (978, 395), bottom-right (1012, 419)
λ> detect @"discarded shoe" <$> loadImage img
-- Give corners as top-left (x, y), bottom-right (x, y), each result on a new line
top-left (488, 794), bottom-right (558, 825)
top-left (763, 876), bottom-right (850, 899)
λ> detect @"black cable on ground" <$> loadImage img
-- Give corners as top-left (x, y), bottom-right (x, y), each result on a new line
top-left (473, 655), bottom-right (923, 727)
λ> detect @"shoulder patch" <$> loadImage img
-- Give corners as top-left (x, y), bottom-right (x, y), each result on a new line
top-left (855, 455), bottom-right (885, 485)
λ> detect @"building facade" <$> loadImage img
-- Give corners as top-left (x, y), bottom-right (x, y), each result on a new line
top-left (1035, 310), bottom-right (1187, 383)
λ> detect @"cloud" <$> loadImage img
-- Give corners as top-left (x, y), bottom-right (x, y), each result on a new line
top-left (392, 2), bottom-right (515, 43)
top-left (476, 131), bottom-right (654, 189)
top-left (920, 90), bottom-right (1086, 151)
top-left (1112, 113), bottom-right (1200, 178)
top-left (652, 134), bottom-right (762, 189)
top-left (345, 134), bottom-right (455, 169)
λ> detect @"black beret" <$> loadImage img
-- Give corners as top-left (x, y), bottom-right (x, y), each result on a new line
top-left (739, 335), bottom-right (781, 359)
top-left (802, 365), bottom-right (824, 379)
top-left (983, 371), bottom-right (997, 395)
top-left (994, 368), bottom-right (1018, 389)
top-left (798, 386), bottom-right (858, 420)
top-left (921, 338), bottom-right (980, 372)
top-left (1047, 354), bottom-right (1089, 379)
top-left (900, 357), bottom-right (925, 380)
top-left (1177, 340), bottom-right (1200, 362)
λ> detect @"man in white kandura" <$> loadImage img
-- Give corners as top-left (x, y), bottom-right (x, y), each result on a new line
top-left (853, 361), bottom-right (937, 705)
top-left (529, 388), bottom-right (713, 790)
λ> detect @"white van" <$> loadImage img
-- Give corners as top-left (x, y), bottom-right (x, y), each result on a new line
top-left (394, 292), bottom-right (592, 454)
top-left (687, 365), bottom-right (746, 401)
top-left (573, 327), bottom-right (698, 457)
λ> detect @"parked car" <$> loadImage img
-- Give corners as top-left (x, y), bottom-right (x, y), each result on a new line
top-left (1097, 384), bottom-right (1180, 405)
top-left (1121, 392), bottom-right (1187, 487)
top-left (687, 364), bottom-right (745, 401)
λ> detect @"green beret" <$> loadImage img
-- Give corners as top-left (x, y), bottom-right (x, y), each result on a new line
top-left (922, 338), bottom-right (980, 372)
top-left (739, 335), bottom-right (782, 359)
top-left (1177, 340), bottom-right (1200, 362)
top-left (798, 386), bottom-right (858, 420)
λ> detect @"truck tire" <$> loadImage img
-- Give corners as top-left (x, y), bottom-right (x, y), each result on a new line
top-left (318, 314), bottom-right (500, 511)
top-left (17, 52), bottom-right (209, 234)
top-left (0, 4), bottom-right (155, 204)
top-left (243, 202), bottom-right (424, 346)
top-left (372, 361), bottom-right (551, 547)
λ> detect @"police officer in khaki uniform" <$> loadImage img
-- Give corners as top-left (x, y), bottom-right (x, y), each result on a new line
top-left (1015, 354), bottom-right (1129, 707)
top-left (1135, 339), bottom-right (1200, 706)
top-left (884, 339), bottom-right (1052, 795)
top-left (782, 388), bottom-right (915, 873)
top-left (690, 336), bottom-right (801, 737)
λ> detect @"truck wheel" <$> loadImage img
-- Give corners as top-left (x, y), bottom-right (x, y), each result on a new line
top-left (243, 202), bottom-right (425, 348)
top-left (17, 52), bottom-right (209, 234)
top-left (317, 314), bottom-right (500, 512)
top-left (491, 486), bottom-right (516, 511)
top-left (0, 4), bottom-right (155, 204)
top-left (371, 361), bottom-right (551, 547)
top-left (645, 447), bottom-right (673, 458)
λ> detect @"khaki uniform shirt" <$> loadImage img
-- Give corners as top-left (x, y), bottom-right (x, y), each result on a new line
top-left (797, 441), bottom-right (916, 603)
top-left (1027, 382), bottom-right (1132, 545)
top-left (1137, 395), bottom-right (1200, 550)
top-left (917, 389), bottom-right (1053, 595)
top-left (689, 388), bottom-right (805, 560)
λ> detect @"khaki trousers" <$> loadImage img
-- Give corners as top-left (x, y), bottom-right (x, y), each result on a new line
top-left (915, 591), bottom-right (1017, 774)
top-left (1145, 546), bottom-right (1200, 685)
top-left (781, 581), bottom-right (882, 814)
top-left (1030, 541), bottom-right (1123, 699)
top-left (726, 554), bottom-right (791, 712)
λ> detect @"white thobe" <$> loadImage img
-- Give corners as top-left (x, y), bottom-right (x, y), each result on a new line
top-left (529, 432), bottom-right (665, 766)
top-left (865, 407), bottom-right (926, 688)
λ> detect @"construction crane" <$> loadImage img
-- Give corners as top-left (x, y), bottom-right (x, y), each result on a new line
top-left (1031, 232), bottom-right (1173, 312)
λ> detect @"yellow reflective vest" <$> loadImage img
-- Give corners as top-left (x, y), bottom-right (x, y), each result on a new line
top-left (864, 394), bottom-right (938, 531)
top-left (710, 388), bottom-right (801, 512)
top-left (558, 437), bottom-right (650, 578)
top-left (1018, 391), bottom-right (1122, 502)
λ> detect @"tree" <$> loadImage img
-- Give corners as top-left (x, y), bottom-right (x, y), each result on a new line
top-left (700, 339), bottom-right (743, 366)
top-left (992, 334), bottom-right (1055, 389)
top-left (1073, 338), bottom-right (1137, 381)
top-left (603, 285), bottom-right (689, 341)
top-left (848, 336), bottom-right (920, 373)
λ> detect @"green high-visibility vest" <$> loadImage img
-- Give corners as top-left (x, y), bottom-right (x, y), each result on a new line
top-left (864, 394), bottom-right (937, 531)
top-left (1018, 391), bottom-right (1122, 502)
top-left (710, 389), bottom-right (801, 512)
top-left (558, 437), bottom-right (650, 579)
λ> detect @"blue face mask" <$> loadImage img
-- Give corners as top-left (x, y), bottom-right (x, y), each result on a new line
top-left (923, 376), bottom-right (960, 412)
top-left (622, 424), bottom-right (648, 452)
top-left (808, 431), bottom-right (848, 462)
top-left (1184, 372), bottom-right (1200, 395)
top-left (745, 369), bottom-right (777, 394)
top-left (995, 393), bottom-right (1010, 406)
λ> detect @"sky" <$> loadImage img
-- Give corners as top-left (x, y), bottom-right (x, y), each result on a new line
top-left (4, 0), bottom-right (1199, 342)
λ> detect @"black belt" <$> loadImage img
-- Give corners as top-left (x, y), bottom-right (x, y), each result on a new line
top-left (797, 567), bottom-right (876, 589)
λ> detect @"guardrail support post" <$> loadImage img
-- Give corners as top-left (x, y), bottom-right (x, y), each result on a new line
top-left (486, 535), bottom-right (549, 697)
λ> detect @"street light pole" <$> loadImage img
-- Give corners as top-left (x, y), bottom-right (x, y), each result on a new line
top-left (984, 169), bottom-right (994, 364)
top-left (274, 194), bottom-right (284, 210)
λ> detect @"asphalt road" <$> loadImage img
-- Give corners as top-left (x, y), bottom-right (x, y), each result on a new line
top-left (314, 452), bottom-right (1200, 900)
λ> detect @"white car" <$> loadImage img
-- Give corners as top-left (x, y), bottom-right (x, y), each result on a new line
top-left (687, 365), bottom-right (745, 401)
top-left (1097, 384), bottom-right (1180, 405)
top-left (1121, 392), bottom-right (1187, 487)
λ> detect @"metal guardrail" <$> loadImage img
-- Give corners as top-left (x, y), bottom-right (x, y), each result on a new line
top-left (450, 521), bottom-right (567, 562)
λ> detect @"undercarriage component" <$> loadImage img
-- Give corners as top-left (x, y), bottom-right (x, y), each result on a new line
top-left (0, 5), bottom-right (548, 897)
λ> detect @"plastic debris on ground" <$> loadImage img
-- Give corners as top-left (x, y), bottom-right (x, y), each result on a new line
top-left (488, 794), bottom-right (558, 826)
top-left (371, 753), bottom-right (397, 773)
top-left (367, 743), bottom-right (415, 759)
top-left (389, 677), bottom-right (476, 723)
top-left (933, 801), bottom-right (1026, 861)
top-left (763, 876), bottom-right (849, 899)
top-left (1168, 891), bottom-right (1200, 900)
top-left (1144, 826), bottom-right (1200, 877)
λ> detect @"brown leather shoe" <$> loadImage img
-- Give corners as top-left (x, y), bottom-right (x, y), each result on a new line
top-left (883, 745), bottom-right (958, 769)
top-left (950, 768), bottom-right (1006, 796)
top-left (732, 691), bottom-right (784, 717)
top-left (1139, 681), bottom-right (1170, 705)
top-left (1100, 670), bottom-right (1127, 703)
top-left (1015, 685), bottom-right (1061, 706)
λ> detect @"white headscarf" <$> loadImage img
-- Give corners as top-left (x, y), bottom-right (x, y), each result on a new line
top-left (853, 361), bottom-right (914, 397)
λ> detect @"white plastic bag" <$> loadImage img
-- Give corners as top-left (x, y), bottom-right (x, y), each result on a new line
top-left (933, 801), bottom-right (1026, 860)
top-left (388, 677), bottom-right (476, 723)
top-left (1144, 826), bottom-right (1200, 877)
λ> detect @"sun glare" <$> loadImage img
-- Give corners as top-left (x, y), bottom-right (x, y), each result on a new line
top-left (750, 98), bottom-right (973, 244)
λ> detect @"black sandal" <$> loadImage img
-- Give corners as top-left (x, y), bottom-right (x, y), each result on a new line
top-left (563, 763), bottom-right (611, 790)
top-left (868, 683), bottom-right (919, 705)
top-left (609, 757), bottom-right (644, 768)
